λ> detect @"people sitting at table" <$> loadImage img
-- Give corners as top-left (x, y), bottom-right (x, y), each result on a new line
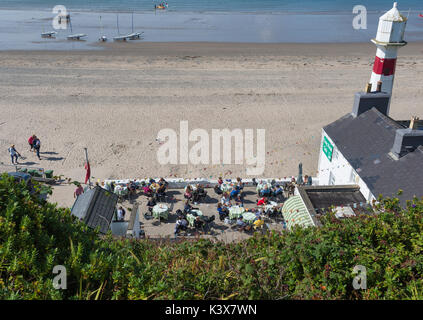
top-left (158, 177), bottom-right (168, 188)
top-left (194, 216), bottom-right (205, 231)
top-left (127, 180), bottom-right (137, 196)
top-left (156, 183), bottom-right (167, 200)
top-left (254, 208), bottom-right (262, 219)
top-left (174, 216), bottom-right (189, 236)
top-left (175, 209), bottom-right (186, 218)
top-left (257, 197), bottom-right (268, 206)
top-left (146, 197), bottom-right (157, 215)
top-left (214, 177), bottom-right (224, 195)
top-left (221, 192), bottom-right (231, 208)
top-left (184, 200), bottom-right (199, 214)
top-left (260, 184), bottom-right (271, 197)
top-left (236, 217), bottom-right (251, 232)
top-left (141, 182), bottom-right (153, 197)
top-left (234, 194), bottom-right (244, 207)
top-left (236, 177), bottom-right (244, 190)
top-left (229, 186), bottom-right (240, 200)
top-left (253, 216), bottom-right (265, 230)
top-left (214, 184), bottom-right (223, 195)
top-left (217, 203), bottom-right (229, 221)
top-left (147, 179), bottom-right (158, 191)
top-left (184, 185), bottom-right (193, 201)
top-left (272, 184), bottom-right (284, 200)
top-left (193, 184), bottom-right (207, 203)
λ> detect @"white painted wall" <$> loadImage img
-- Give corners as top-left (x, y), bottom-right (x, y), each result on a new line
top-left (317, 129), bottom-right (375, 203)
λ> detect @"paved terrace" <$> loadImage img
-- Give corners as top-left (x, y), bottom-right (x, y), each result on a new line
top-left (47, 182), bottom-right (288, 243)
top-left (118, 186), bottom-right (286, 243)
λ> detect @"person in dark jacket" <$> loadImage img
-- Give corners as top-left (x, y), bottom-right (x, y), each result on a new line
top-left (32, 136), bottom-right (41, 160)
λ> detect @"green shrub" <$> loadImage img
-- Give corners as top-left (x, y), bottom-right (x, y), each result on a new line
top-left (0, 173), bottom-right (422, 299)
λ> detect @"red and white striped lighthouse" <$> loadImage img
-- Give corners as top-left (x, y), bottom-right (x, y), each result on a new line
top-left (370, 2), bottom-right (407, 97)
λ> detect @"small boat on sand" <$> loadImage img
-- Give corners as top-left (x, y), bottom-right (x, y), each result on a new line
top-left (41, 31), bottom-right (57, 38)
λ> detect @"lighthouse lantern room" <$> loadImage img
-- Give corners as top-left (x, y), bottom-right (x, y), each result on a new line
top-left (369, 2), bottom-right (407, 104)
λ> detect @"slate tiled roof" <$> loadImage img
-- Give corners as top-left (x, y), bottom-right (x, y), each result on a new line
top-left (71, 186), bottom-right (118, 234)
top-left (324, 108), bottom-right (423, 204)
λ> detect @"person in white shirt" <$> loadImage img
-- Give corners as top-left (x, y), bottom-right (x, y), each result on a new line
top-left (117, 206), bottom-right (126, 221)
top-left (8, 145), bottom-right (21, 164)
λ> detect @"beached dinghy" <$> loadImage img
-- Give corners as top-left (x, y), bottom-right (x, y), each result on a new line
top-left (41, 31), bottom-right (57, 38)
top-left (67, 13), bottom-right (87, 40)
top-left (126, 32), bottom-right (144, 40)
top-left (67, 33), bottom-right (87, 40)
top-left (113, 13), bottom-right (144, 41)
top-left (113, 35), bottom-right (128, 41)
top-left (98, 16), bottom-right (107, 42)
top-left (125, 13), bottom-right (143, 40)
top-left (113, 13), bottom-right (126, 41)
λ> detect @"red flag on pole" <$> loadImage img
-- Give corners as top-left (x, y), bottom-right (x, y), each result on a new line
top-left (84, 161), bottom-right (91, 184)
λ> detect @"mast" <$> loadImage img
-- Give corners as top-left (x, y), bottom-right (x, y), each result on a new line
top-left (69, 12), bottom-right (73, 33)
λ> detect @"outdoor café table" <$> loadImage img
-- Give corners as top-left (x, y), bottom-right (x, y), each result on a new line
top-left (264, 201), bottom-right (279, 214)
top-left (242, 211), bottom-right (257, 224)
top-left (256, 182), bottom-right (272, 193)
top-left (150, 183), bottom-right (160, 192)
top-left (152, 204), bottom-right (169, 220)
top-left (220, 183), bottom-right (232, 193)
top-left (114, 185), bottom-right (128, 196)
top-left (228, 206), bottom-right (245, 220)
top-left (186, 209), bottom-right (203, 227)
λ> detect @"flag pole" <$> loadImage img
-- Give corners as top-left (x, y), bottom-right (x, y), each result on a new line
top-left (84, 147), bottom-right (91, 187)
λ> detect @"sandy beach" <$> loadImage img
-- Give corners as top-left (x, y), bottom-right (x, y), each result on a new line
top-left (1, 42), bottom-right (422, 204)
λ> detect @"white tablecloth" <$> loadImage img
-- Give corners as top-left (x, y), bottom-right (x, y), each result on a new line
top-left (256, 182), bottom-right (272, 192)
top-left (220, 183), bottom-right (233, 192)
top-left (187, 209), bottom-right (203, 226)
top-left (229, 206), bottom-right (245, 219)
top-left (152, 204), bottom-right (169, 219)
top-left (242, 212), bottom-right (257, 224)
top-left (265, 201), bottom-right (278, 212)
top-left (114, 185), bottom-right (128, 196)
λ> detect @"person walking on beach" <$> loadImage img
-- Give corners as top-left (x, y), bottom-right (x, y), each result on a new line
top-left (32, 136), bottom-right (41, 160)
top-left (28, 135), bottom-right (36, 152)
top-left (8, 144), bottom-right (21, 164)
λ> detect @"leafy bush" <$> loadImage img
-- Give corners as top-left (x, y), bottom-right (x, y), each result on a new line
top-left (0, 173), bottom-right (422, 299)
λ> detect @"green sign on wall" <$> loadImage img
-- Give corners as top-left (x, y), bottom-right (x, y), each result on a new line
top-left (322, 136), bottom-right (334, 162)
